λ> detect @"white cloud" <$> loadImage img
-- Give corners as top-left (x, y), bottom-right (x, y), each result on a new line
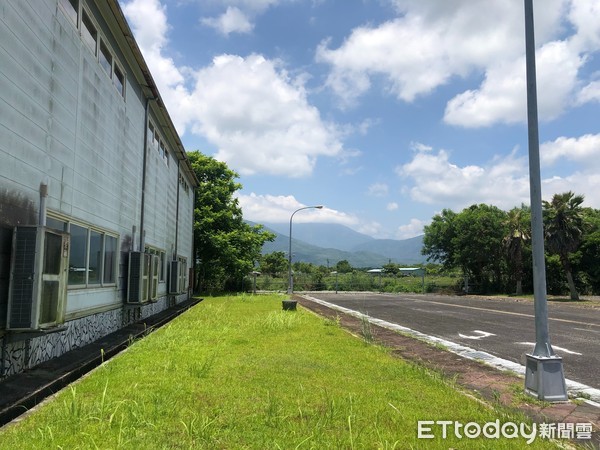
top-left (396, 218), bottom-right (427, 240)
top-left (199, 0), bottom-right (287, 35)
top-left (122, 0), bottom-right (343, 178)
top-left (316, 0), bottom-right (565, 107)
top-left (200, 7), bottom-right (253, 35)
top-left (189, 54), bottom-right (342, 177)
top-left (386, 202), bottom-right (398, 211)
top-left (368, 182), bottom-right (389, 197)
top-left (398, 146), bottom-right (531, 210)
top-left (237, 193), bottom-right (358, 225)
top-left (399, 139), bottom-right (600, 211)
top-left (444, 41), bottom-right (583, 127)
top-left (317, 0), bottom-right (600, 128)
top-left (577, 80), bottom-right (600, 104)
top-left (541, 134), bottom-right (600, 167)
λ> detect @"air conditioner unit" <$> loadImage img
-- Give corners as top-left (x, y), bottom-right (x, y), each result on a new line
top-left (7, 226), bottom-right (69, 330)
top-left (150, 254), bottom-right (159, 302)
top-left (168, 260), bottom-right (180, 294)
top-left (127, 252), bottom-right (151, 304)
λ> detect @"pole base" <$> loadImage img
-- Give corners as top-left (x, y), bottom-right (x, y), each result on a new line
top-left (524, 354), bottom-right (568, 402)
top-left (282, 300), bottom-right (297, 311)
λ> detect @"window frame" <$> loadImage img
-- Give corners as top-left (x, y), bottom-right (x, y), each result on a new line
top-left (81, 8), bottom-right (98, 55)
top-left (58, 0), bottom-right (79, 25)
top-left (47, 215), bottom-right (118, 290)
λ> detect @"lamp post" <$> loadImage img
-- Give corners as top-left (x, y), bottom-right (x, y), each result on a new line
top-left (287, 205), bottom-right (323, 295)
top-left (522, 0), bottom-right (567, 401)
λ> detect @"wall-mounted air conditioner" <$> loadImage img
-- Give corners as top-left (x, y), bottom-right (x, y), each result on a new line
top-left (7, 226), bottom-right (70, 330)
top-left (168, 260), bottom-right (180, 294)
top-left (127, 252), bottom-right (160, 304)
top-left (150, 254), bottom-right (159, 302)
top-left (127, 252), bottom-right (150, 304)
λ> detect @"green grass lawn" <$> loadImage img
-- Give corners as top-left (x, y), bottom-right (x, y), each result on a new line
top-left (0, 295), bottom-right (561, 449)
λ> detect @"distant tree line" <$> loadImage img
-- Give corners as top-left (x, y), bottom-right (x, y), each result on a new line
top-left (422, 191), bottom-right (600, 298)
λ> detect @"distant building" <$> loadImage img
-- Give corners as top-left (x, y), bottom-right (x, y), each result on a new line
top-left (0, 0), bottom-right (198, 378)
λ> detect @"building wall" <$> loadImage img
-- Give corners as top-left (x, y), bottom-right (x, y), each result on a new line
top-left (0, 0), bottom-right (196, 378)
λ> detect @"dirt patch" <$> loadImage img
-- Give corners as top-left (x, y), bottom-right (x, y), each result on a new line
top-left (295, 295), bottom-right (600, 449)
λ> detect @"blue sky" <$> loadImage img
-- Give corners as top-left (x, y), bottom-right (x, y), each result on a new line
top-left (121, 0), bottom-right (600, 239)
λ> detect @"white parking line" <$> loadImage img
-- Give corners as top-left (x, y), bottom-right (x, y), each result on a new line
top-left (302, 295), bottom-right (600, 403)
top-left (516, 342), bottom-right (583, 356)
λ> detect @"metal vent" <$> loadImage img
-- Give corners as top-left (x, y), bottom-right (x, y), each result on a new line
top-left (9, 227), bottom-right (38, 329)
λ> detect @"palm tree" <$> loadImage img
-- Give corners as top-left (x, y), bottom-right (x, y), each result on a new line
top-left (543, 191), bottom-right (585, 300)
top-left (503, 206), bottom-right (530, 295)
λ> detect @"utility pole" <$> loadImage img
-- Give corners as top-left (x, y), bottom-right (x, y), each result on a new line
top-left (522, 0), bottom-right (567, 401)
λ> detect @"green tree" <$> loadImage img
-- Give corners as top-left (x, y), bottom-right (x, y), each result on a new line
top-left (335, 260), bottom-right (353, 273)
top-left (452, 204), bottom-right (507, 292)
top-left (543, 191), bottom-right (585, 300)
top-left (503, 205), bottom-right (531, 295)
top-left (187, 151), bottom-right (274, 292)
top-left (577, 208), bottom-right (600, 294)
top-left (260, 251), bottom-right (288, 276)
top-left (422, 209), bottom-right (458, 270)
top-left (382, 262), bottom-right (400, 275)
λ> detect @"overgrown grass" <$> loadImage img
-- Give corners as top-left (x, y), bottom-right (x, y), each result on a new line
top-left (0, 295), bottom-right (561, 449)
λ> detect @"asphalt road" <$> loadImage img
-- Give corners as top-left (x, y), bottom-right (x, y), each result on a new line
top-left (306, 292), bottom-right (600, 391)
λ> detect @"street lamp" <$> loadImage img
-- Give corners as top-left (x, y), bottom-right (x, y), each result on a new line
top-left (287, 205), bottom-right (323, 295)
top-left (522, 0), bottom-right (567, 401)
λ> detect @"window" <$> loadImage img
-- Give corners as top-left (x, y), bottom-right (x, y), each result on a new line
top-left (103, 235), bottom-right (117, 284)
top-left (88, 230), bottom-right (103, 284)
top-left (81, 9), bottom-right (97, 54)
top-left (99, 40), bottom-right (112, 76)
top-left (148, 122), bottom-right (155, 146)
top-left (47, 217), bottom-right (67, 232)
top-left (160, 141), bottom-right (166, 158)
top-left (59, 0), bottom-right (78, 25)
top-left (52, 218), bottom-right (118, 288)
top-left (114, 64), bottom-right (125, 97)
top-left (69, 224), bottom-right (88, 286)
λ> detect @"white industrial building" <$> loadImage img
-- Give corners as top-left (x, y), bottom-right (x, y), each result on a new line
top-left (0, 0), bottom-right (198, 377)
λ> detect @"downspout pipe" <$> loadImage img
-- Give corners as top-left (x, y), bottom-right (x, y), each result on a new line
top-left (39, 179), bottom-right (48, 226)
top-left (139, 97), bottom-right (151, 252)
top-left (174, 159), bottom-right (180, 260)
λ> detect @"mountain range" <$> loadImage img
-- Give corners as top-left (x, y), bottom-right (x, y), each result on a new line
top-left (253, 222), bottom-right (426, 268)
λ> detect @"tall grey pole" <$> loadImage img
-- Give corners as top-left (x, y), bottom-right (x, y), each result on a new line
top-left (287, 205), bottom-right (323, 294)
top-left (523, 0), bottom-right (567, 401)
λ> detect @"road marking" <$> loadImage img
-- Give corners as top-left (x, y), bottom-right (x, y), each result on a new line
top-left (516, 342), bottom-right (582, 356)
top-left (458, 330), bottom-right (496, 340)
top-left (409, 298), bottom-right (600, 328)
top-left (303, 295), bottom-right (600, 402)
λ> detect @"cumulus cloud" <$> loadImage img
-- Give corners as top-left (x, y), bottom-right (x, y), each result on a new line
top-left (444, 41), bottom-right (583, 127)
top-left (396, 218), bottom-right (427, 240)
top-left (199, 0), bottom-right (287, 35)
top-left (122, 0), bottom-right (343, 178)
top-left (318, 0), bottom-right (600, 127)
top-left (237, 193), bottom-right (358, 225)
top-left (316, 0), bottom-right (564, 107)
top-left (200, 6), bottom-right (253, 35)
top-left (386, 202), bottom-right (398, 211)
top-left (577, 80), bottom-right (600, 104)
top-left (188, 54), bottom-right (342, 177)
top-left (541, 134), bottom-right (600, 167)
top-left (397, 146), bottom-right (531, 210)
